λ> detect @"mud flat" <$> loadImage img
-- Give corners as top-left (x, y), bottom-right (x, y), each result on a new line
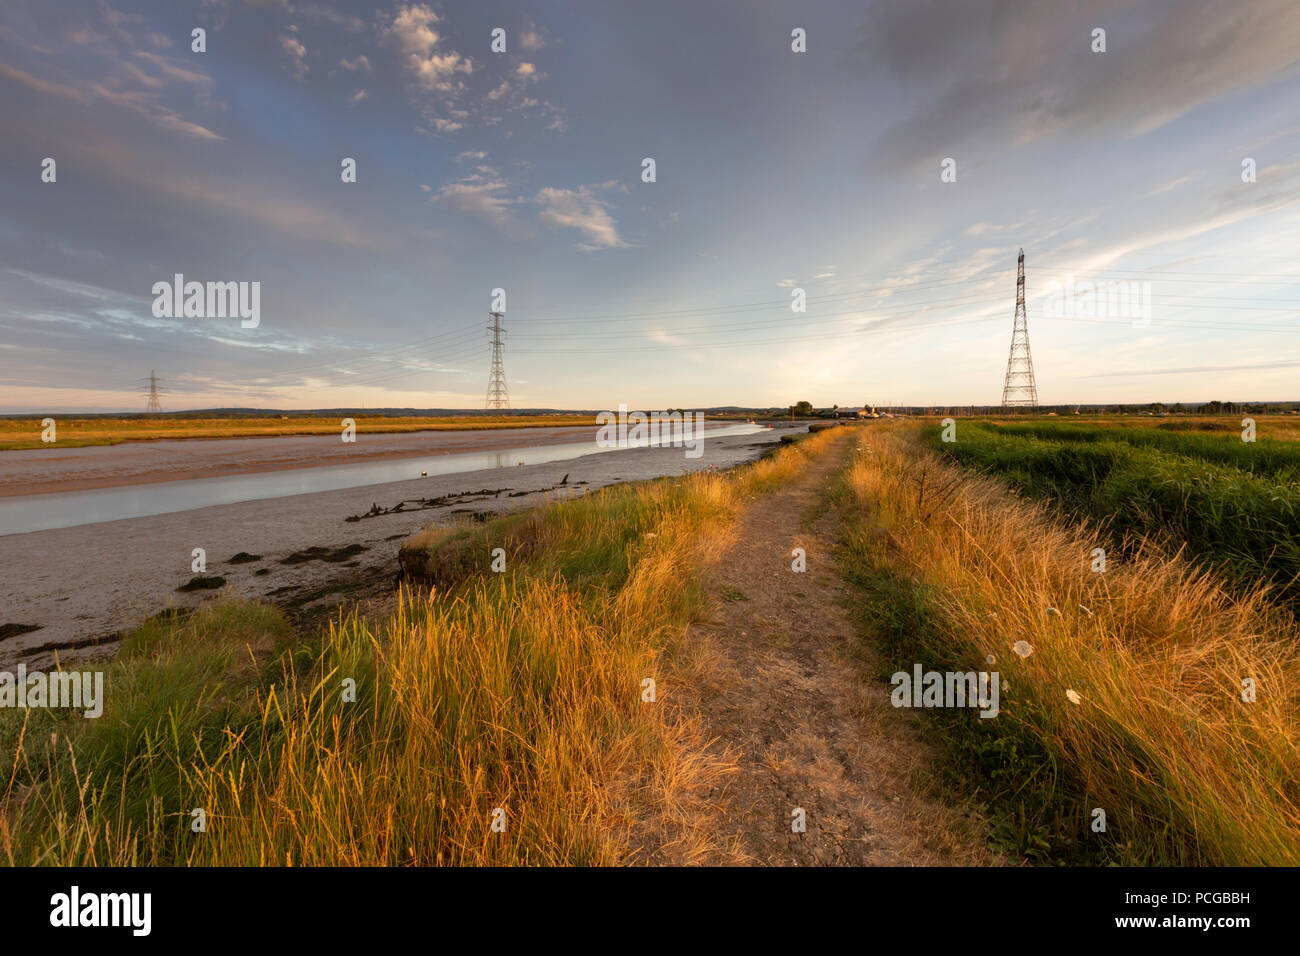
top-left (0, 424), bottom-right (606, 497)
top-left (0, 429), bottom-right (791, 668)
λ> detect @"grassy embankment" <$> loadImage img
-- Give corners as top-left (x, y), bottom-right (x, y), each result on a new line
top-left (0, 427), bottom-right (848, 865)
top-left (0, 415), bottom-right (593, 450)
top-left (834, 422), bottom-right (1300, 864)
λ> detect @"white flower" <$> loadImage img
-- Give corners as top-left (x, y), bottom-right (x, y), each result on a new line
top-left (1013, 640), bottom-right (1033, 658)
top-left (1065, 689), bottom-right (1082, 705)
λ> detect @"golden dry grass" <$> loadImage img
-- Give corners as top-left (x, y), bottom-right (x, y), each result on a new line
top-left (1, 426), bottom-right (848, 865)
top-left (838, 424), bottom-right (1300, 864)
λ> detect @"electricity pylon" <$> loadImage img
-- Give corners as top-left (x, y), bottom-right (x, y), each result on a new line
top-left (140, 370), bottom-right (165, 413)
top-left (1000, 249), bottom-right (1038, 408)
top-left (485, 311), bottom-right (510, 411)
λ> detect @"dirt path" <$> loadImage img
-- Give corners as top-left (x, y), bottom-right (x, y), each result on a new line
top-left (662, 434), bottom-right (995, 865)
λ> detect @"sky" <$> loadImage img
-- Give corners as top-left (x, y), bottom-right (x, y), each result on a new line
top-left (1, 0), bottom-right (1298, 413)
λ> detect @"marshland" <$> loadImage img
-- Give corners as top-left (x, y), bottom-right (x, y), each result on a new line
top-left (3, 415), bottom-right (1296, 865)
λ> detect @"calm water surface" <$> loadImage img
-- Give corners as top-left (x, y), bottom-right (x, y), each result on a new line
top-left (0, 424), bottom-right (767, 536)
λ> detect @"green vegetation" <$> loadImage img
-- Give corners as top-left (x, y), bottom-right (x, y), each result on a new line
top-left (835, 425), bottom-right (1300, 865)
top-left (931, 420), bottom-right (1300, 608)
top-left (0, 429), bottom-right (846, 865)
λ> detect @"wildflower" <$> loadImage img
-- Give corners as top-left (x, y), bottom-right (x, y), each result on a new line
top-left (986, 654), bottom-right (996, 665)
top-left (1065, 689), bottom-right (1082, 705)
top-left (1046, 607), bottom-right (1060, 616)
top-left (1013, 640), bottom-right (1033, 658)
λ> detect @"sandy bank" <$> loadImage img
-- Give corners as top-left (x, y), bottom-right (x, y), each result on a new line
top-left (0, 428), bottom-right (793, 668)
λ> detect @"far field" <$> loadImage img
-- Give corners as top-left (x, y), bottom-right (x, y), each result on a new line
top-left (0, 414), bottom-right (592, 450)
top-left (0, 410), bottom-right (772, 451)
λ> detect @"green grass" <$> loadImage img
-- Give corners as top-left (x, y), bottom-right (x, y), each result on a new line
top-left (0, 428), bottom-right (848, 866)
top-left (835, 426), bottom-right (1300, 866)
top-left (835, 556), bottom-right (1099, 862)
top-left (984, 420), bottom-right (1300, 481)
top-left (0, 600), bottom-right (292, 865)
top-left (932, 421), bottom-right (1300, 609)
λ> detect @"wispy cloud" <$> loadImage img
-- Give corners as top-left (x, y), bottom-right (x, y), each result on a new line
top-left (534, 185), bottom-right (627, 250)
top-left (433, 177), bottom-right (532, 237)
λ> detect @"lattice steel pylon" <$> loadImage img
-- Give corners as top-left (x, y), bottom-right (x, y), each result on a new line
top-left (485, 311), bottom-right (510, 411)
top-left (141, 369), bottom-right (164, 414)
top-left (1000, 249), bottom-right (1038, 408)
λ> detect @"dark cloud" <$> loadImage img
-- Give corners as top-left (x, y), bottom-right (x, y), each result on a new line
top-left (855, 0), bottom-right (1300, 170)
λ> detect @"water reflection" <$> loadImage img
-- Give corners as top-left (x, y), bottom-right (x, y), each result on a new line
top-left (0, 424), bottom-right (766, 536)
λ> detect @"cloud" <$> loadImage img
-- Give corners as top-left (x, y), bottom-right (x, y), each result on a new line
top-left (1146, 175), bottom-right (1192, 197)
top-left (647, 329), bottom-right (685, 346)
top-left (456, 150), bottom-right (487, 161)
top-left (339, 55), bottom-right (371, 72)
top-left (299, 2), bottom-right (367, 32)
top-left (0, 28), bottom-right (224, 139)
top-left (385, 3), bottom-right (472, 91)
top-left (856, 0), bottom-right (1300, 170)
top-left (0, 62), bottom-right (89, 102)
top-left (519, 28), bottom-right (544, 51)
top-left (131, 51), bottom-right (213, 94)
top-left (67, 26), bottom-right (108, 46)
top-left (516, 62), bottom-right (536, 77)
top-left (348, 89), bottom-right (367, 104)
top-left (534, 186), bottom-right (626, 250)
top-left (1093, 359), bottom-right (1300, 377)
top-left (386, 3), bottom-right (441, 55)
top-left (280, 35), bottom-right (308, 78)
top-left (433, 177), bottom-right (531, 237)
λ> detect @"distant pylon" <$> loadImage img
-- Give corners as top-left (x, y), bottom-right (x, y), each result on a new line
top-left (142, 369), bottom-right (164, 414)
top-left (485, 311), bottom-right (510, 411)
top-left (1000, 249), bottom-right (1038, 408)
